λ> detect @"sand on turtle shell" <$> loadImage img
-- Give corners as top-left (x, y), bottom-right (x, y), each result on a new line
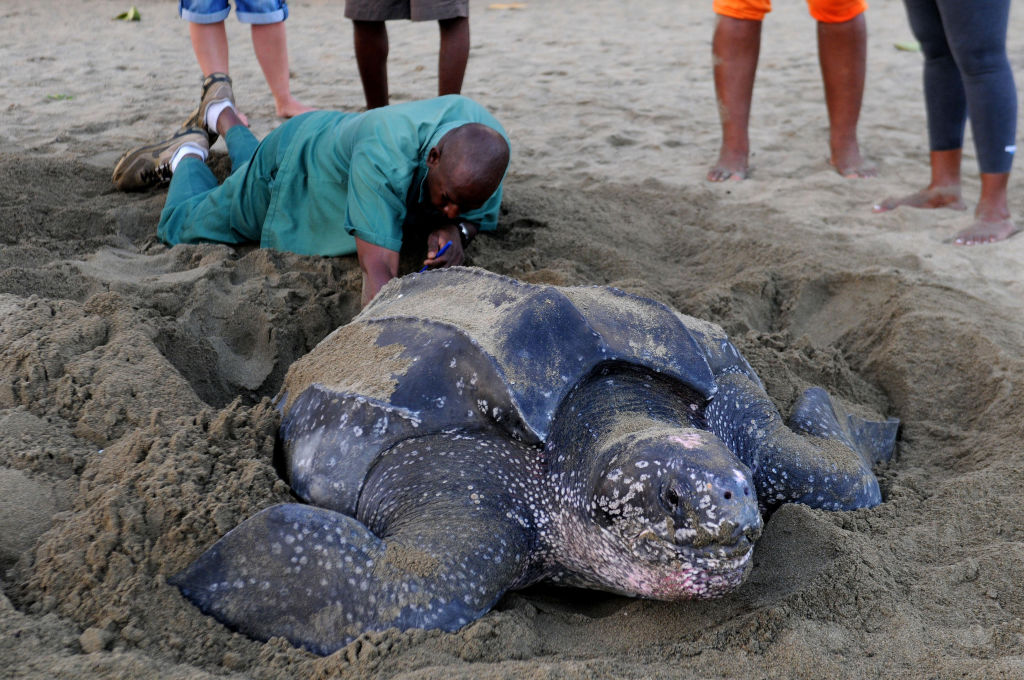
top-left (2, 0), bottom-right (1024, 678)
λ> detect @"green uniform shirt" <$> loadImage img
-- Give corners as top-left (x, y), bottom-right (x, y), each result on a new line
top-left (257, 95), bottom-right (507, 256)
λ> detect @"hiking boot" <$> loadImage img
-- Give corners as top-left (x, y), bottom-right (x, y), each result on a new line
top-left (111, 127), bottom-right (208, 191)
top-left (181, 72), bottom-right (236, 145)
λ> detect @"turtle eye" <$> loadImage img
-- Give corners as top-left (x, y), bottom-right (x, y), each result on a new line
top-left (660, 482), bottom-right (682, 514)
top-left (662, 486), bottom-right (680, 509)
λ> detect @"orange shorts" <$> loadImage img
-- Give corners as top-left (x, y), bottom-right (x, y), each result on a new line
top-left (712, 0), bottom-right (866, 23)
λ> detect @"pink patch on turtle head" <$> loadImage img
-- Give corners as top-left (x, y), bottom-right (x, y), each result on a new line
top-left (668, 432), bottom-right (706, 450)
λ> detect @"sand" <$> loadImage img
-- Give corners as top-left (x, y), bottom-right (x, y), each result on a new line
top-left (2, 0), bottom-right (1024, 677)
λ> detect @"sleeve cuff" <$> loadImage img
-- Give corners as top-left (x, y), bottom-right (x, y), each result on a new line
top-left (348, 226), bottom-right (403, 252)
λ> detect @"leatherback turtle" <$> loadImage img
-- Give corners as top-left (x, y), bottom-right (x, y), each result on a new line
top-left (171, 267), bottom-right (898, 655)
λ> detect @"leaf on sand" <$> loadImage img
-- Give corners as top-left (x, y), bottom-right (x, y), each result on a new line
top-left (894, 40), bottom-right (921, 52)
top-left (114, 6), bottom-right (141, 21)
top-left (47, 94), bottom-right (74, 101)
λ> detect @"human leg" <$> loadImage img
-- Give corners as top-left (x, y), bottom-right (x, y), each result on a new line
top-left (438, 16), bottom-right (469, 96)
top-left (182, 1), bottom-right (251, 128)
top-left (217, 107), bottom-right (261, 170)
top-left (188, 21), bottom-right (231, 75)
top-left (181, 1), bottom-right (232, 72)
top-left (872, 149), bottom-right (966, 213)
top-left (346, 0), bottom-right (409, 109)
top-left (163, 156), bottom-right (219, 217)
top-left (937, 0), bottom-right (1015, 178)
top-left (157, 108), bottom-right (263, 243)
top-left (936, 0), bottom-right (1017, 244)
top-left (352, 21), bottom-right (390, 108)
top-left (157, 159), bottom-right (260, 247)
top-left (232, 0), bottom-right (311, 117)
top-left (817, 12), bottom-right (875, 177)
top-left (157, 122), bottom-right (264, 247)
top-left (708, 14), bottom-right (761, 182)
top-left (250, 22), bottom-right (313, 118)
top-left (353, 21), bottom-right (390, 108)
top-left (181, 72), bottom-right (239, 147)
top-left (873, 0), bottom-right (965, 212)
top-left (905, 0), bottom-right (966, 158)
top-left (952, 173), bottom-right (1017, 245)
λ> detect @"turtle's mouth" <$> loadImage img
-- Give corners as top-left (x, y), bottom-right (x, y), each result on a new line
top-left (612, 523), bottom-right (756, 600)
top-left (630, 519), bottom-right (758, 563)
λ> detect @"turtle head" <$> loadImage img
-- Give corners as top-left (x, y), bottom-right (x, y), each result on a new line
top-left (579, 427), bottom-right (763, 600)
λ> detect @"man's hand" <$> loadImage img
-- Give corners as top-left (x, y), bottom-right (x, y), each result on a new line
top-left (356, 238), bottom-right (399, 307)
top-left (420, 223), bottom-right (464, 271)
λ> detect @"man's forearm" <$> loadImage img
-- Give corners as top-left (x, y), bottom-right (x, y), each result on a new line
top-left (361, 266), bottom-right (395, 307)
top-left (356, 238), bottom-right (400, 307)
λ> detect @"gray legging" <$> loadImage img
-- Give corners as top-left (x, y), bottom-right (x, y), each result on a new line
top-left (903, 0), bottom-right (1017, 174)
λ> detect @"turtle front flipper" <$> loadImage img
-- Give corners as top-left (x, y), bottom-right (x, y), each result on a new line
top-left (170, 504), bottom-right (391, 654)
top-left (172, 431), bottom-right (537, 655)
top-left (705, 374), bottom-right (888, 512)
top-left (789, 386), bottom-right (899, 466)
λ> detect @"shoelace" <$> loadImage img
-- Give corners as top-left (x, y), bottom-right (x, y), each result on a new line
top-left (139, 162), bottom-right (173, 185)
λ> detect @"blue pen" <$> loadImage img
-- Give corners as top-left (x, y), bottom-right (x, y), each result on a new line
top-left (418, 240), bottom-right (452, 272)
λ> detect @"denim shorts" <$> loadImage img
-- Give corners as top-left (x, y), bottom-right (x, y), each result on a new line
top-left (179, 0), bottom-right (289, 25)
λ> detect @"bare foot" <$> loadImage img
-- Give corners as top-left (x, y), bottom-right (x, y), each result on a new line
top-left (951, 217), bottom-right (1019, 246)
top-left (707, 149), bottom-right (748, 182)
top-left (872, 187), bottom-right (966, 213)
top-left (276, 96), bottom-right (316, 119)
top-left (829, 149), bottom-right (877, 178)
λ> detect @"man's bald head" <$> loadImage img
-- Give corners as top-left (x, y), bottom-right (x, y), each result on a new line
top-left (434, 123), bottom-right (510, 208)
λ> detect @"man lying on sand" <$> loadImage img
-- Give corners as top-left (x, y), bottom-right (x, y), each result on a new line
top-left (112, 81), bottom-right (510, 305)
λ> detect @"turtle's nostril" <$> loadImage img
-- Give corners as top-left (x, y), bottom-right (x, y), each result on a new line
top-left (723, 490), bottom-right (733, 500)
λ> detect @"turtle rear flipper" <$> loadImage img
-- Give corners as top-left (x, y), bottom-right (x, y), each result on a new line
top-left (789, 387), bottom-right (899, 466)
